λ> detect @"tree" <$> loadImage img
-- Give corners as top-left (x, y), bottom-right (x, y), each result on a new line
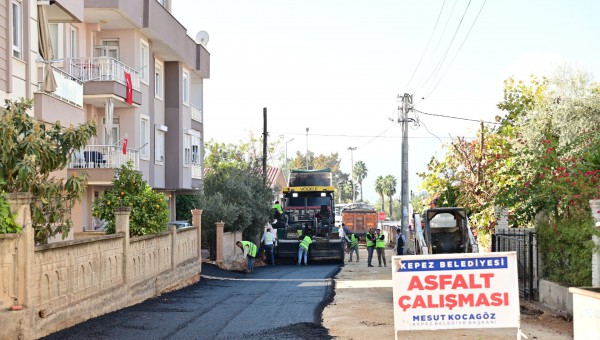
top-left (202, 139), bottom-right (274, 241)
top-left (383, 175), bottom-right (397, 217)
top-left (92, 162), bottom-right (169, 236)
top-left (374, 176), bottom-right (385, 212)
top-left (0, 99), bottom-right (96, 243)
top-left (353, 160), bottom-right (368, 201)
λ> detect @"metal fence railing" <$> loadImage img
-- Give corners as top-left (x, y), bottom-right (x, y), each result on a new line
top-left (69, 57), bottom-right (141, 91)
top-left (492, 228), bottom-right (539, 300)
top-left (69, 145), bottom-right (140, 170)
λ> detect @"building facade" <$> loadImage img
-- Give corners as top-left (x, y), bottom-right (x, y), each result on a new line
top-left (1, 0), bottom-right (209, 238)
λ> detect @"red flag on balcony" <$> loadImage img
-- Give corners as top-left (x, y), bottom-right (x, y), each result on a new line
top-left (122, 138), bottom-right (128, 155)
top-left (124, 71), bottom-right (133, 104)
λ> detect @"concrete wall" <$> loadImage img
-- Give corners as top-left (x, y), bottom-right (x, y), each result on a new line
top-left (538, 279), bottom-right (573, 316)
top-left (222, 231), bottom-right (243, 263)
top-left (0, 194), bottom-right (203, 339)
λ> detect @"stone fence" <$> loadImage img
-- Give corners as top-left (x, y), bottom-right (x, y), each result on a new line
top-left (0, 194), bottom-right (203, 339)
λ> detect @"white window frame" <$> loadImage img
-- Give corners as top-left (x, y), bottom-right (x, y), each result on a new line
top-left (140, 115), bottom-right (150, 160)
top-left (95, 39), bottom-right (119, 59)
top-left (182, 71), bottom-right (190, 106)
top-left (140, 40), bottom-right (150, 84)
top-left (48, 23), bottom-right (63, 60)
top-left (154, 61), bottom-right (163, 99)
top-left (69, 25), bottom-right (78, 58)
top-left (155, 130), bottom-right (165, 164)
top-left (183, 133), bottom-right (191, 166)
top-left (190, 132), bottom-right (201, 165)
top-left (12, 1), bottom-right (22, 59)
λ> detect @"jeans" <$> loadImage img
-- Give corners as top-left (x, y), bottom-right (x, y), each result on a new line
top-left (376, 247), bottom-right (386, 266)
top-left (348, 246), bottom-right (359, 261)
top-left (367, 246), bottom-right (374, 265)
top-left (397, 246), bottom-right (404, 256)
top-left (298, 247), bottom-right (308, 265)
top-left (247, 255), bottom-right (254, 272)
top-left (265, 244), bottom-right (275, 265)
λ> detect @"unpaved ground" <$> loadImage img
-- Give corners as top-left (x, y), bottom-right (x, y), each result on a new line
top-left (323, 247), bottom-right (573, 340)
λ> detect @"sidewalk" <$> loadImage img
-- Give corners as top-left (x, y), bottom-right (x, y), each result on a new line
top-left (322, 247), bottom-right (573, 340)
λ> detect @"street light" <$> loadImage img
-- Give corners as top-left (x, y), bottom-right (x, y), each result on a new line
top-left (285, 138), bottom-right (295, 181)
top-left (305, 127), bottom-right (309, 169)
top-left (348, 146), bottom-right (357, 202)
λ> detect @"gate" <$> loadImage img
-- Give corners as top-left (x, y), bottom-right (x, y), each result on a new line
top-left (491, 229), bottom-right (538, 300)
top-left (201, 228), bottom-right (217, 261)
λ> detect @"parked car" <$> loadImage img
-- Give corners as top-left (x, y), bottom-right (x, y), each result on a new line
top-left (168, 221), bottom-right (191, 229)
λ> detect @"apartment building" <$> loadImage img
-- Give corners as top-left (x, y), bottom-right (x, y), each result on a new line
top-left (1, 0), bottom-right (209, 237)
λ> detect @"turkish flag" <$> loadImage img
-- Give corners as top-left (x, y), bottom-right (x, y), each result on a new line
top-left (122, 138), bottom-right (128, 154)
top-left (124, 71), bottom-right (133, 104)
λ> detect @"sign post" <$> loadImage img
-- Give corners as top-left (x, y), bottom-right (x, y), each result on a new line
top-left (392, 252), bottom-right (520, 338)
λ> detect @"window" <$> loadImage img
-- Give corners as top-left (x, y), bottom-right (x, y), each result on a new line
top-left (140, 116), bottom-right (150, 159)
top-left (12, 1), bottom-right (22, 59)
top-left (48, 23), bottom-right (63, 60)
top-left (140, 41), bottom-right (149, 84)
top-left (191, 133), bottom-right (201, 165)
top-left (155, 62), bottom-right (163, 99)
top-left (182, 71), bottom-right (189, 106)
top-left (94, 39), bottom-right (119, 59)
top-left (155, 130), bottom-right (165, 163)
top-left (102, 117), bottom-right (120, 145)
top-left (69, 26), bottom-right (78, 58)
top-left (183, 133), bottom-right (191, 166)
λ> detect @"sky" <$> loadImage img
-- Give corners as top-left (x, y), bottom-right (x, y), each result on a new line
top-left (173, 0), bottom-right (600, 204)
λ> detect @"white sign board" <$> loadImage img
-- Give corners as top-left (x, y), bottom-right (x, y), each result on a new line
top-left (392, 252), bottom-right (519, 331)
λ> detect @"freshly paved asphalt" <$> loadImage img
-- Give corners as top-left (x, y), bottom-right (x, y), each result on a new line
top-left (43, 263), bottom-right (341, 340)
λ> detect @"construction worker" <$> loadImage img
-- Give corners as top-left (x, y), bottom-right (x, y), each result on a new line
top-left (298, 232), bottom-right (313, 265)
top-left (347, 233), bottom-right (360, 262)
top-left (366, 228), bottom-right (376, 267)
top-left (261, 227), bottom-right (277, 266)
top-left (236, 240), bottom-right (257, 273)
top-left (272, 200), bottom-right (283, 220)
top-left (375, 229), bottom-right (387, 267)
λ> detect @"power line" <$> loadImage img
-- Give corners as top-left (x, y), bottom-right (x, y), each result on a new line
top-left (422, 0), bottom-right (473, 94)
top-left (423, 0), bottom-right (487, 99)
top-left (274, 131), bottom-right (468, 139)
top-left (405, 0), bottom-right (446, 91)
top-left (414, 109), bottom-right (499, 125)
top-left (417, 0), bottom-right (460, 91)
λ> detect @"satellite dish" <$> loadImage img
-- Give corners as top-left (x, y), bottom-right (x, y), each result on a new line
top-left (195, 31), bottom-right (209, 46)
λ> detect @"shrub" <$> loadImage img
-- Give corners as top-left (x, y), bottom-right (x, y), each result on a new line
top-left (536, 212), bottom-right (599, 286)
top-left (92, 162), bottom-right (169, 236)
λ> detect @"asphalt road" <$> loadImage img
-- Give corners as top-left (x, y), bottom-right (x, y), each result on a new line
top-left (43, 263), bottom-right (341, 340)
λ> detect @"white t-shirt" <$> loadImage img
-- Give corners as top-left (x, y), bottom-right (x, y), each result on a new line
top-left (261, 230), bottom-right (277, 245)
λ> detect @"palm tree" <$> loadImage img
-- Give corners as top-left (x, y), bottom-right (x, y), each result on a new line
top-left (383, 175), bottom-right (397, 218)
top-left (353, 161), bottom-right (368, 202)
top-left (374, 176), bottom-right (385, 212)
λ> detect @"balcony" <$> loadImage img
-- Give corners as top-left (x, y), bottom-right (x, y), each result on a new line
top-left (69, 145), bottom-right (140, 170)
top-left (191, 104), bottom-right (202, 123)
top-left (69, 57), bottom-right (142, 107)
top-left (46, 0), bottom-right (84, 23)
top-left (34, 64), bottom-right (85, 124)
top-left (37, 64), bottom-right (83, 107)
top-left (191, 164), bottom-right (202, 180)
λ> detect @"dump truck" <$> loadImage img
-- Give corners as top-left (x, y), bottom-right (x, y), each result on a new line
top-left (273, 169), bottom-right (345, 263)
top-left (413, 207), bottom-right (479, 254)
top-left (340, 203), bottom-right (377, 240)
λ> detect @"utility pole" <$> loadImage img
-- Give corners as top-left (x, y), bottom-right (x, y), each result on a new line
top-left (262, 108), bottom-right (268, 184)
top-left (305, 127), bottom-right (309, 169)
top-left (398, 94), bottom-right (413, 239)
top-left (348, 146), bottom-right (357, 202)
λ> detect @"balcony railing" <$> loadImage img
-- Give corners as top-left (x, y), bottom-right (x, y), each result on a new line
top-left (69, 57), bottom-right (141, 91)
top-left (69, 145), bottom-right (140, 170)
top-left (191, 164), bottom-right (202, 179)
top-left (38, 64), bottom-right (83, 107)
top-left (191, 104), bottom-right (203, 123)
